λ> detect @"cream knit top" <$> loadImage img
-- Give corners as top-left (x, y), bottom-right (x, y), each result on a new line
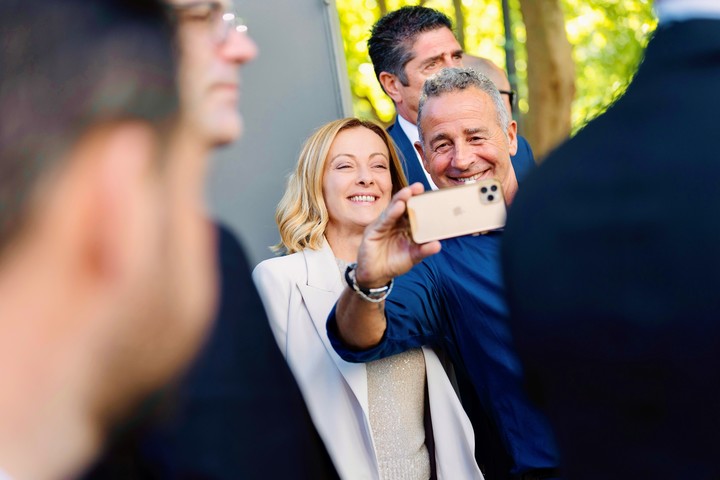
top-left (336, 258), bottom-right (430, 480)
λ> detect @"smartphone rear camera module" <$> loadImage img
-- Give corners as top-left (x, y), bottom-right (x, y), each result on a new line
top-left (479, 181), bottom-right (502, 205)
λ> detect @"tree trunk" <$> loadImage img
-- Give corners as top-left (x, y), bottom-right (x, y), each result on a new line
top-left (378, 0), bottom-right (387, 16)
top-left (518, 0), bottom-right (575, 161)
top-left (500, 0), bottom-right (522, 133)
top-left (452, 0), bottom-right (466, 49)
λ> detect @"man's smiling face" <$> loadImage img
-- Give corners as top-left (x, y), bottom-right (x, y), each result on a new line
top-left (416, 86), bottom-right (518, 197)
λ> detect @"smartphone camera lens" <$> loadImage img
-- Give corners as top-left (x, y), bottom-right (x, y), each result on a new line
top-left (481, 187), bottom-right (488, 193)
top-left (488, 194), bottom-right (495, 202)
top-left (491, 185), bottom-right (498, 192)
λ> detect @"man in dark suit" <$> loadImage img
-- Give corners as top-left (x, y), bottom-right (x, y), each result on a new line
top-left (368, 6), bottom-right (535, 189)
top-left (134, 224), bottom-right (336, 479)
top-left (85, 1), bottom-right (337, 478)
top-left (502, 2), bottom-right (720, 478)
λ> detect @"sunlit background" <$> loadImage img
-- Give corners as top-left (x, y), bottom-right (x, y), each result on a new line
top-left (336, 0), bottom-right (657, 134)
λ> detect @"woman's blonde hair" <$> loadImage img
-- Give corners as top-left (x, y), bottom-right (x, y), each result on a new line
top-left (273, 118), bottom-right (408, 254)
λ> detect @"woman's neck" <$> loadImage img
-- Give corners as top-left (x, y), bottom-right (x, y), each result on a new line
top-left (325, 227), bottom-right (362, 262)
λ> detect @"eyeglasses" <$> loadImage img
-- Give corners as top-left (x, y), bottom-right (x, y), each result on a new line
top-left (498, 89), bottom-right (516, 110)
top-left (169, 1), bottom-right (247, 45)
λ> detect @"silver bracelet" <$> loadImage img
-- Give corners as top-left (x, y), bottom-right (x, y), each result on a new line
top-left (344, 263), bottom-right (394, 303)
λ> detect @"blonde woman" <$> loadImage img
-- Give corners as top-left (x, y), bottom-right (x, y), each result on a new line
top-left (253, 118), bottom-right (482, 479)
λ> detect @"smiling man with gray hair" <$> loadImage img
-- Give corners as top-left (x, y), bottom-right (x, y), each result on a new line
top-left (328, 67), bottom-right (560, 480)
top-left (413, 68), bottom-right (516, 199)
top-left (414, 68), bottom-right (515, 197)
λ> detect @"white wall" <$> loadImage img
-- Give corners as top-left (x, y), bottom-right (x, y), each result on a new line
top-left (206, 0), bottom-right (352, 265)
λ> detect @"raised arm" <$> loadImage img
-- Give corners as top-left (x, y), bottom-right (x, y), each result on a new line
top-left (335, 183), bottom-right (442, 349)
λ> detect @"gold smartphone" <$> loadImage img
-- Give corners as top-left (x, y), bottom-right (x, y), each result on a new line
top-left (406, 179), bottom-right (506, 243)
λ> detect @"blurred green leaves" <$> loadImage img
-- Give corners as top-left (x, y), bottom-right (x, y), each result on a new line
top-left (336, 0), bottom-right (657, 133)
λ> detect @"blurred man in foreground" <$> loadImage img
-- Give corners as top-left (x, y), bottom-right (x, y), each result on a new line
top-left (328, 68), bottom-right (560, 480)
top-left (0, 0), bottom-right (214, 478)
top-left (86, 1), bottom-right (337, 478)
top-left (502, 0), bottom-right (720, 478)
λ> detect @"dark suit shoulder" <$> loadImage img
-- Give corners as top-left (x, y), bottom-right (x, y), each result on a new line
top-left (511, 135), bottom-right (536, 183)
top-left (387, 117), bottom-right (431, 190)
top-left (85, 223), bottom-right (338, 480)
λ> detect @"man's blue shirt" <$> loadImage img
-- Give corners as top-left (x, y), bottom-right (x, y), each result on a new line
top-left (328, 232), bottom-right (559, 475)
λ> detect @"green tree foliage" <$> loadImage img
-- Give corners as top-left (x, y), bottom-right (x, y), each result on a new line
top-left (336, 0), bottom-right (657, 133)
top-left (562, 0), bottom-right (657, 130)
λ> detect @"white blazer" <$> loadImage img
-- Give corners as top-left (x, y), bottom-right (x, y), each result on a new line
top-left (253, 240), bottom-right (483, 480)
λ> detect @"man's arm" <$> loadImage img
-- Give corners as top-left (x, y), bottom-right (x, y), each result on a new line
top-left (334, 280), bottom-right (388, 349)
top-left (334, 183), bottom-right (441, 349)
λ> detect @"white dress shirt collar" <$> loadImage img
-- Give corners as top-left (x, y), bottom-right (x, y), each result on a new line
top-left (655, 0), bottom-right (720, 24)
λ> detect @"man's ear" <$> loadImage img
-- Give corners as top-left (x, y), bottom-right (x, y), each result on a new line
top-left (50, 122), bottom-right (158, 287)
top-left (379, 71), bottom-right (404, 104)
top-left (507, 120), bottom-right (518, 156)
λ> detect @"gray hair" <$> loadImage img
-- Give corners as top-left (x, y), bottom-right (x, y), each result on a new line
top-left (417, 67), bottom-right (510, 146)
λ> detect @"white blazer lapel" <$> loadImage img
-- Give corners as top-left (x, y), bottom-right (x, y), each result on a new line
top-left (298, 242), bottom-right (370, 415)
